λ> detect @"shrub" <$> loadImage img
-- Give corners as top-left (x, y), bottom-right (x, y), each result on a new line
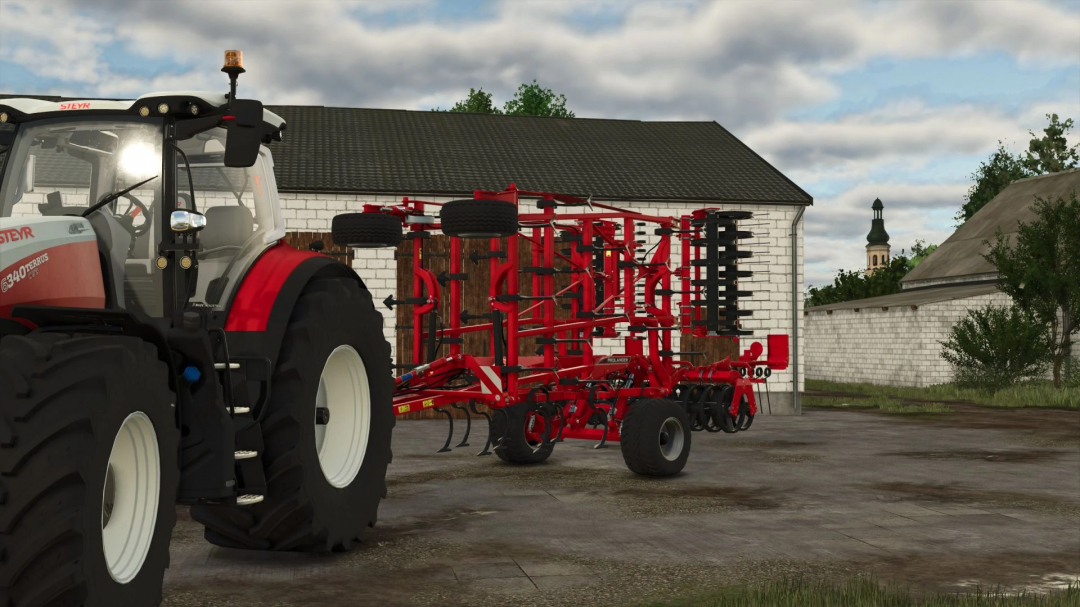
top-left (940, 304), bottom-right (1053, 390)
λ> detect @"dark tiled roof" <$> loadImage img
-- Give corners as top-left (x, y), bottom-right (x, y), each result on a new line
top-left (1, 94), bottom-right (812, 204)
top-left (265, 106), bottom-right (811, 203)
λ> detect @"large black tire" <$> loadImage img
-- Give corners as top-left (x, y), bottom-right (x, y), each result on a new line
top-left (332, 213), bottom-right (403, 248)
top-left (440, 199), bottom-right (518, 238)
top-left (0, 333), bottom-right (179, 607)
top-left (489, 403), bottom-right (554, 464)
top-left (191, 277), bottom-right (394, 552)
top-left (620, 398), bottom-right (692, 477)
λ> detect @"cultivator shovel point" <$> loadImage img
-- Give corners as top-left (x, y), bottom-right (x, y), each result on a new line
top-left (383, 185), bottom-right (790, 476)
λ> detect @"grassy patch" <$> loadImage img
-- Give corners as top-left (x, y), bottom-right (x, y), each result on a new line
top-left (801, 394), bottom-right (878, 409)
top-left (987, 383), bottom-right (1079, 409)
top-left (641, 575), bottom-right (1080, 607)
top-left (802, 394), bottom-right (952, 414)
top-left (878, 401), bottom-right (954, 414)
top-left (806, 379), bottom-right (1078, 410)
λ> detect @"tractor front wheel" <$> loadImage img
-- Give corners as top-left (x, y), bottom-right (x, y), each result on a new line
top-left (191, 277), bottom-right (394, 552)
top-left (0, 333), bottom-right (179, 607)
top-left (619, 398), bottom-right (692, 476)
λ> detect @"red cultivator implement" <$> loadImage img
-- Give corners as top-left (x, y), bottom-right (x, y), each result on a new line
top-left (334, 183), bottom-right (789, 476)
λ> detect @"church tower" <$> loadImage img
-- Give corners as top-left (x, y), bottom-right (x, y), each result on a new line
top-left (866, 198), bottom-right (891, 276)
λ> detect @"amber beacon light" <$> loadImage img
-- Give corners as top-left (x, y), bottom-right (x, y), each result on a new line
top-left (222, 50), bottom-right (245, 73)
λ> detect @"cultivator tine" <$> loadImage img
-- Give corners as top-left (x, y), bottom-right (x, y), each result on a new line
top-left (594, 415), bottom-right (610, 449)
top-left (450, 402), bottom-right (471, 447)
top-left (434, 407), bottom-right (454, 453)
top-left (491, 407), bottom-right (511, 453)
top-left (468, 400), bottom-right (494, 456)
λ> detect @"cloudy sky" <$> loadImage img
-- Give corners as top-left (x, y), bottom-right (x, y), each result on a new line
top-left (2, 0), bottom-right (1078, 285)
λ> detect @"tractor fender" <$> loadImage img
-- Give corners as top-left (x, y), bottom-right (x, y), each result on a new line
top-left (222, 241), bottom-right (363, 368)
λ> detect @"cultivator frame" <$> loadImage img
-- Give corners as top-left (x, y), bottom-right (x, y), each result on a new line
top-left (377, 184), bottom-right (789, 453)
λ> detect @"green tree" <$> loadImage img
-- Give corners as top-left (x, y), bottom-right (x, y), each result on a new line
top-left (434, 81), bottom-right (576, 118)
top-left (805, 255), bottom-right (910, 307)
top-left (940, 304), bottom-right (1053, 390)
top-left (984, 191), bottom-right (1080, 388)
top-left (956, 142), bottom-right (1029, 224)
top-left (1021, 113), bottom-right (1080, 175)
top-left (502, 80), bottom-right (575, 118)
top-left (906, 240), bottom-right (938, 271)
top-left (433, 87), bottom-right (503, 114)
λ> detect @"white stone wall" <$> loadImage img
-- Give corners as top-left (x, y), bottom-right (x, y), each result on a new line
top-left (806, 292), bottom-right (1001, 387)
top-left (277, 192), bottom-right (806, 398)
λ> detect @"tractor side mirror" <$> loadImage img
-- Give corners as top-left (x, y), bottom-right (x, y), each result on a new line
top-left (22, 155), bottom-right (35, 193)
top-left (224, 99), bottom-right (263, 168)
top-left (170, 210), bottom-right (207, 232)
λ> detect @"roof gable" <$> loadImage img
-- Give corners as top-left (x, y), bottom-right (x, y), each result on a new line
top-left (901, 168), bottom-right (1080, 285)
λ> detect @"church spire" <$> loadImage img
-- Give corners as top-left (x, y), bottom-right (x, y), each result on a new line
top-left (867, 198), bottom-right (889, 245)
top-left (865, 198), bottom-right (892, 275)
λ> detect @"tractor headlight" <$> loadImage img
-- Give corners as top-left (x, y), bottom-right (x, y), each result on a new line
top-left (118, 141), bottom-right (160, 180)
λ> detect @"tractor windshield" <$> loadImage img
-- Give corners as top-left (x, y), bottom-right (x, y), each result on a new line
top-left (0, 117), bottom-right (166, 316)
top-left (175, 127), bottom-right (285, 309)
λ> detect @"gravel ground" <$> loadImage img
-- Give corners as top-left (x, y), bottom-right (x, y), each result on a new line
top-left (162, 406), bottom-right (1080, 606)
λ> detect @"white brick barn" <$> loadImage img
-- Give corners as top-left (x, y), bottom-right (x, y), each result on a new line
top-left (263, 106), bottom-right (812, 413)
top-left (805, 169), bottom-right (1080, 387)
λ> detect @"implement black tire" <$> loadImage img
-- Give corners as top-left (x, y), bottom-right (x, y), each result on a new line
top-left (440, 199), bottom-right (518, 238)
top-left (0, 333), bottom-right (178, 607)
top-left (620, 398), bottom-right (691, 477)
top-left (490, 403), bottom-right (554, 464)
top-left (191, 277), bottom-right (394, 552)
top-left (332, 213), bottom-right (403, 248)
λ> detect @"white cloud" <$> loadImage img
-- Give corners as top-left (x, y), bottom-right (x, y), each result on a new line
top-left (745, 99), bottom-right (1080, 182)
top-left (2, 0), bottom-right (1076, 126)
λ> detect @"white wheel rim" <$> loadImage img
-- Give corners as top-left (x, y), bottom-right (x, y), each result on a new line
top-left (659, 416), bottom-right (685, 462)
top-left (315, 345), bottom-right (371, 488)
top-left (102, 411), bottom-right (161, 584)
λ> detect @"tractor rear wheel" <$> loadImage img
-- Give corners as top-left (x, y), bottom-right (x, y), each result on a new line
top-left (490, 402), bottom-right (554, 464)
top-left (620, 398), bottom-right (692, 476)
top-left (0, 332), bottom-right (178, 607)
top-left (440, 199), bottom-right (518, 238)
top-left (191, 277), bottom-right (394, 552)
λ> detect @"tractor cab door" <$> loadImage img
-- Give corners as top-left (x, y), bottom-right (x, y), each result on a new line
top-left (174, 128), bottom-right (285, 310)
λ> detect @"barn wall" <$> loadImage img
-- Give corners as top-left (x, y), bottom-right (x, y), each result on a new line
top-left (277, 192), bottom-right (806, 411)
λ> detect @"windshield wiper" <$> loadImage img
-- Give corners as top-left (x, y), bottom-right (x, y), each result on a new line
top-left (81, 175), bottom-right (158, 217)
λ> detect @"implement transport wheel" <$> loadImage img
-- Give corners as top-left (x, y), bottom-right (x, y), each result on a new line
top-left (620, 398), bottom-right (692, 477)
top-left (191, 277), bottom-right (394, 552)
top-left (440, 199), bottom-right (518, 238)
top-left (490, 403), bottom-right (554, 464)
top-left (332, 212), bottom-right (404, 248)
top-left (0, 333), bottom-right (179, 607)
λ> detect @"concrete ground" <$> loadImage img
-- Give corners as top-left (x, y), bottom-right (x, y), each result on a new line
top-left (162, 406), bottom-right (1080, 606)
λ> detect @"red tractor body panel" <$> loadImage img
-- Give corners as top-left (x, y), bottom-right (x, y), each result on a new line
top-left (0, 217), bottom-right (105, 319)
top-left (224, 241), bottom-right (325, 332)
